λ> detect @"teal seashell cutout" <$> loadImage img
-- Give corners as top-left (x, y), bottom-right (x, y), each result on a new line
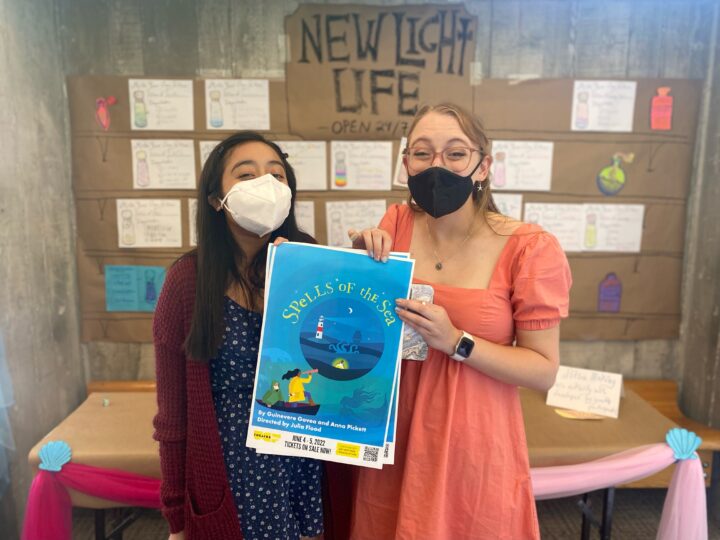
top-left (665, 428), bottom-right (702, 460)
top-left (38, 441), bottom-right (72, 472)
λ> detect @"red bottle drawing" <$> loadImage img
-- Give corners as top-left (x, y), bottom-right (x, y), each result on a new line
top-left (95, 95), bottom-right (117, 131)
top-left (651, 87), bottom-right (673, 131)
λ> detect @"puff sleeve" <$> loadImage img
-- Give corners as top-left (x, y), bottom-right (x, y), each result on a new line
top-left (511, 231), bottom-right (572, 331)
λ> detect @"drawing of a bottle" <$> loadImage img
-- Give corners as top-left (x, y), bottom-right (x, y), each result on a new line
top-left (598, 273), bottom-right (622, 313)
top-left (135, 150), bottom-right (150, 187)
top-left (334, 151), bottom-right (348, 187)
top-left (209, 90), bottom-right (224, 128)
top-left (596, 152), bottom-right (634, 196)
top-left (145, 270), bottom-right (157, 303)
top-left (584, 213), bottom-right (597, 249)
top-left (133, 90), bottom-right (148, 128)
top-left (651, 87), bottom-right (673, 131)
top-left (329, 211), bottom-right (344, 246)
top-left (492, 151), bottom-right (507, 188)
top-left (575, 91), bottom-right (589, 129)
top-left (120, 209), bottom-right (136, 246)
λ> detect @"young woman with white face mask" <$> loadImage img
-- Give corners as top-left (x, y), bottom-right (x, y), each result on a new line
top-left (152, 132), bottom-right (324, 540)
top-left (345, 104), bottom-right (572, 539)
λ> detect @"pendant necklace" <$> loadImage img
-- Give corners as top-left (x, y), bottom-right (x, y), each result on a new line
top-left (426, 216), bottom-right (475, 271)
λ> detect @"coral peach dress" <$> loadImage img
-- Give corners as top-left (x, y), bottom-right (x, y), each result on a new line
top-left (350, 204), bottom-right (572, 540)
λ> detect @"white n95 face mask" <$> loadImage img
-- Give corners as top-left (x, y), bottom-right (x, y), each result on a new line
top-left (219, 174), bottom-right (292, 237)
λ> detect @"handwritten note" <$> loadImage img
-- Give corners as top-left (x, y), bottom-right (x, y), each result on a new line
top-left (571, 80), bottom-right (637, 132)
top-left (276, 141), bottom-right (327, 191)
top-left (105, 265), bottom-right (166, 312)
top-left (393, 137), bottom-right (408, 187)
top-left (205, 79), bottom-right (270, 130)
top-left (524, 203), bottom-right (585, 252)
top-left (524, 202), bottom-right (644, 253)
top-left (295, 200), bottom-right (316, 237)
top-left (326, 200), bottom-right (387, 247)
top-left (131, 140), bottom-right (196, 189)
top-left (330, 141), bottom-right (393, 191)
top-left (490, 141), bottom-right (553, 191)
top-left (493, 194), bottom-right (523, 220)
top-left (116, 199), bottom-right (182, 248)
top-left (188, 199), bottom-right (198, 247)
top-left (128, 79), bottom-right (194, 131)
top-left (199, 140), bottom-right (221, 169)
top-left (546, 366), bottom-right (623, 418)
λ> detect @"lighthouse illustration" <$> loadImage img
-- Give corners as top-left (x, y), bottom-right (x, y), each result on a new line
top-left (315, 315), bottom-right (324, 340)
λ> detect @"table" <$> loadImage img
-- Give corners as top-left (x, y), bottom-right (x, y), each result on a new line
top-left (28, 388), bottom-right (681, 539)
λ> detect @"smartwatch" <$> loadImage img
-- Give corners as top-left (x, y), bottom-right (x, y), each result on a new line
top-left (451, 331), bottom-right (475, 361)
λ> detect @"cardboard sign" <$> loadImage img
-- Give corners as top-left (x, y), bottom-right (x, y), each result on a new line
top-left (285, 4), bottom-right (477, 139)
top-left (546, 366), bottom-right (623, 418)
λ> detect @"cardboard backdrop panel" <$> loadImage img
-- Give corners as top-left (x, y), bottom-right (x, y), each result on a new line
top-left (474, 79), bottom-right (701, 138)
top-left (486, 139), bottom-right (693, 200)
top-left (567, 255), bottom-right (682, 316)
top-left (69, 70), bottom-right (698, 342)
top-left (285, 4), bottom-right (477, 139)
top-left (77, 250), bottom-right (181, 313)
top-left (561, 315), bottom-right (679, 341)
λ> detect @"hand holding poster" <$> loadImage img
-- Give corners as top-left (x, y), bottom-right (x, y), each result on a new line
top-left (246, 243), bottom-right (413, 468)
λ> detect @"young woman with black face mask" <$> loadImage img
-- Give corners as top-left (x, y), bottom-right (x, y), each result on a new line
top-left (152, 132), bottom-right (324, 540)
top-left (346, 104), bottom-right (572, 539)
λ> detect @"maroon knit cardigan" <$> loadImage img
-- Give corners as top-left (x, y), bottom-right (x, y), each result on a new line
top-left (152, 254), bottom-right (352, 540)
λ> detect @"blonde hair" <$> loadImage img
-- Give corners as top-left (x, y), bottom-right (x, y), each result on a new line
top-left (405, 103), bottom-right (498, 214)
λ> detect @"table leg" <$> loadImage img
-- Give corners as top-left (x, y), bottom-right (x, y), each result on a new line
top-left (600, 487), bottom-right (615, 540)
top-left (579, 493), bottom-right (591, 540)
top-left (94, 509), bottom-right (105, 540)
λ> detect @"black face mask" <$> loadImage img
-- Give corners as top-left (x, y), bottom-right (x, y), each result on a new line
top-left (407, 163), bottom-right (481, 218)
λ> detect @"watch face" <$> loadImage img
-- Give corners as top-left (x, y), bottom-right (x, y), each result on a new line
top-left (457, 336), bottom-right (474, 358)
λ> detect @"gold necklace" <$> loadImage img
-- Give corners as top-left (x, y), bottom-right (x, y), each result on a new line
top-left (425, 216), bottom-right (475, 271)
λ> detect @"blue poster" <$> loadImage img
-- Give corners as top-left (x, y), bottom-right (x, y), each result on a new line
top-left (246, 243), bottom-right (413, 468)
top-left (105, 265), bottom-right (166, 312)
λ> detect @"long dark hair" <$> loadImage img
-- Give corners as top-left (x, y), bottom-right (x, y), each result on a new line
top-left (185, 131), bottom-right (315, 361)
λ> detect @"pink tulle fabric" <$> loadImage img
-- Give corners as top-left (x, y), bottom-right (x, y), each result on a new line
top-left (22, 462), bottom-right (161, 540)
top-left (531, 443), bottom-right (707, 540)
top-left (23, 443), bottom-right (706, 540)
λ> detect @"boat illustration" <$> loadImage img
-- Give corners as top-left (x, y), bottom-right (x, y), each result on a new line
top-left (255, 399), bottom-right (320, 416)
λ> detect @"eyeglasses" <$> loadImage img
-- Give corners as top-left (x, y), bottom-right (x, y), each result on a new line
top-left (404, 146), bottom-right (483, 174)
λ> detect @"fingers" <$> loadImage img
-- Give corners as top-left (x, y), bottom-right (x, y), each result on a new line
top-left (350, 228), bottom-right (393, 261)
top-left (348, 229), bottom-right (363, 249)
top-left (396, 298), bottom-right (434, 319)
top-left (273, 236), bottom-right (289, 246)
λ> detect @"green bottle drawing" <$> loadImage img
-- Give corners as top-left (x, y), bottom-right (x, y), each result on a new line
top-left (596, 152), bottom-right (634, 196)
top-left (133, 90), bottom-right (148, 128)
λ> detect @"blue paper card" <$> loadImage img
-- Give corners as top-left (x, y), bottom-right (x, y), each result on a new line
top-left (105, 265), bottom-right (166, 312)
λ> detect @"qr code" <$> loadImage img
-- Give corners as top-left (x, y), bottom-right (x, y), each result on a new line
top-left (363, 446), bottom-right (379, 462)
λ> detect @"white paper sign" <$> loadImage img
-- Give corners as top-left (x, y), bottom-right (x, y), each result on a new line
top-left (493, 194), bottom-right (523, 220)
top-left (189, 199), bottom-right (198, 247)
top-left (326, 200), bottom-right (387, 247)
top-left (130, 140), bottom-right (195, 189)
top-left (128, 79), bottom-right (194, 131)
top-left (199, 140), bottom-right (221, 169)
top-left (116, 199), bottom-right (182, 248)
top-left (546, 366), bottom-right (623, 418)
top-left (276, 141), bottom-right (327, 191)
top-left (330, 141), bottom-right (393, 191)
top-left (571, 80), bottom-right (637, 132)
top-left (524, 202), bottom-right (644, 253)
top-left (490, 141), bottom-right (553, 191)
top-left (524, 203), bottom-right (585, 252)
top-left (393, 137), bottom-right (409, 188)
top-left (294, 200), bottom-right (316, 237)
top-left (205, 79), bottom-right (270, 130)
top-left (583, 204), bottom-right (644, 252)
